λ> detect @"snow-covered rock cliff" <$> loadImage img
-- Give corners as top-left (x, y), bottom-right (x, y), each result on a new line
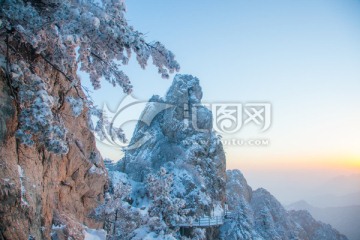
top-left (121, 74), bottom-right (226, 214)
top-left (104, 74), bottom-right (226, 239)
top-left (220, 169), bottom-right (348, 240)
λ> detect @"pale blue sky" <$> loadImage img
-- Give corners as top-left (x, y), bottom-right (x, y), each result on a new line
top-left (84, 0), bottom-right (360, 203)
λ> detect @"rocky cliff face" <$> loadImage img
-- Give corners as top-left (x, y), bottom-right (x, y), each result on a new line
top-left (114, 74), bottom-right (226, 238)
top-left (0, 67), bottom-right (107, 240)
top-left (120, 74), bottom-right (226, 215)
top-left (220, 169), bottom-right (348, 240)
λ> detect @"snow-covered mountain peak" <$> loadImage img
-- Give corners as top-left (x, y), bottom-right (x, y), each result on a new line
top-left (165, 74), bottom-right (203, 105)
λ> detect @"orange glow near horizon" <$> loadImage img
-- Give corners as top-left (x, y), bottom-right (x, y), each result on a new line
top-left (226, 153), bottom-right (360, 174)
top-left (98, 139), bottom-right (360, 175)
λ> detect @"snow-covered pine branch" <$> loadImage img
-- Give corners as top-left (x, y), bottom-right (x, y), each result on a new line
top-left (0, 0), bottom-right (179, 154)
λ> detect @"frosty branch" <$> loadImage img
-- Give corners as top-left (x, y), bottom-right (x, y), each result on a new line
top-left (0, 0), bottom-right (180, 154)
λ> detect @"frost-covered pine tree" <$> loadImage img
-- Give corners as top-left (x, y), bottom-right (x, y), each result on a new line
top-left (146, 167), bottom-right (189, 230)
top-left (0, 0), bottom-right (179, 154)
top-left (90, 178), bottom-right (143, 240)
top-left (145, 168), bottom-right (207, 240)
top-left (93, 168), bottom-right (199, 239)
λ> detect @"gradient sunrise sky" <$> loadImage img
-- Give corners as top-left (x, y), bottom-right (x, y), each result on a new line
top-left (84, 0), bottom-right (360, 203)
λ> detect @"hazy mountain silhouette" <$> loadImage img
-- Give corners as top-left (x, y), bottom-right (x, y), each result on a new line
top-left (287, 200), bottom-right (360, 240)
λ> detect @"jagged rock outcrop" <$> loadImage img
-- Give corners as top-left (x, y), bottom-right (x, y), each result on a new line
top-left (220, 169), bottom-right (348, 240)
top-left (0, 67), bottom-right (107, 240)
top-left (115, 74), bottom-right (226, 238)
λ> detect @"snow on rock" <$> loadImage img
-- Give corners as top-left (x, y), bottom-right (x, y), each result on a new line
top-left (109, 74), bottom-right (226, 239)
top-left (131, 226), bottom-right (179, 240)
top-left (213, 202), bottom-right (224, 217)
top-left (66, 96), bottom-right (84, 117)
top-left (51, 224), bottom-right (66, 230)
top-left (84, 227), bottom-right (107, 240)
top-left (109, 170), bottom-right (130, 186)
top-left (120, 74), bottom-right (226, 216)
top-left (88, 164), bottom-right (105, 175)
top-left (17, 165), bottom-right (28, 206)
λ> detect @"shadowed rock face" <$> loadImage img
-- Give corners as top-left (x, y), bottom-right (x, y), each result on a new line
top-left (0, 67), bottom-right (107, 240)
top-left (220, 169), bottom-right (349, 240)
top-left (118, 74), bottom-right (226, 236)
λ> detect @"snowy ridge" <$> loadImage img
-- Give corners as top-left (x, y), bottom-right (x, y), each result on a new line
top-left (220, 170), bottom-right (349, 240)
top-left (99, 74), bottom-right (226, 239)
top-left (120, 74), bottom-right (226, 220)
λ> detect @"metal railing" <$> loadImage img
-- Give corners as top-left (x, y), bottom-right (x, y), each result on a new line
top-left (175, 211), bottom-right (234, 227)
top-left (177, 216), bottom-right (224, 227)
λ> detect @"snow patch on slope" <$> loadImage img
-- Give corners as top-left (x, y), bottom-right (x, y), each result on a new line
top-left (84, 227), bottom-right (107, 240)
top-left (17, 165), bottom-right (28, 206)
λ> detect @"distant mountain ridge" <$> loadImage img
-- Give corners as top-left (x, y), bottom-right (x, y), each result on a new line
top-left (220, 170), bottom-right (349, 240)
top-left (303, 173), bottom-right (360, 208)
top-left (287, 200), bottom-right (360, 240)
top-left (306, 191), bottom-right (360, 208)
